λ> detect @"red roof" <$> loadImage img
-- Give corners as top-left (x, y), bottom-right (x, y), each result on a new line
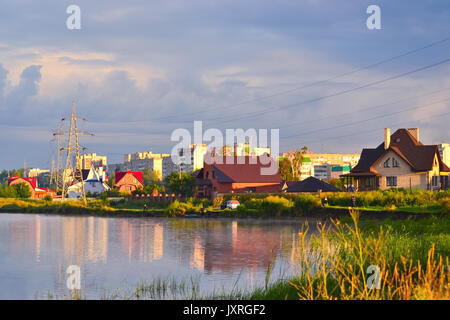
top-left (8, 176), bottom-right (37, 189)
top-left (115, 170), bottom-right (143, 184)
top-left (203, 155), bottom-right (282, 183)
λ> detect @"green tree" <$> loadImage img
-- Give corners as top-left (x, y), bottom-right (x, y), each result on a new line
top-left (0, 186), bottom-right (18, 198)
top-left (164, 172), bottom-right (195, 197)
top-left (12, 183), bottom-right (32, 198)
top-left (279, 157), bottom-right (296, 181)
top-left (279, 147), bottom-right (308, 181)
top-left (142, 167), bottom-right (153, 185)
top-left (329, 178), bottom-right (344, 190)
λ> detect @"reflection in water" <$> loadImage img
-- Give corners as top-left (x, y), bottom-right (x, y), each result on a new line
top-left (0, 213), bottom-right (314, 299)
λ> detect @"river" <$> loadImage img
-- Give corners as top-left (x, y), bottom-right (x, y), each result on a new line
top-left (0, 213), bottom-right (316, 299)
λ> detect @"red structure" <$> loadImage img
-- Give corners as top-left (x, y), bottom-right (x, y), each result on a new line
top-left (8, 175), bottom-right (56, 199)
top-left (195, 155), bottom-right (282, 199)
top-left (114, 170), bottom-right (144, 194)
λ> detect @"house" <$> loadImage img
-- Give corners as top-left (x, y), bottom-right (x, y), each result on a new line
top-left (195, 155), bottom-right (282, 199)
top-left (8, 175), bottom-right (56, 199)
top-left (284, 176), bottom-right (341, 193)
top-left (114, 169), bottom-right (144, 194)
top-left (68, 166), bottom-right (110, 198)
top-left (343, 128), bottom-right (450, 191)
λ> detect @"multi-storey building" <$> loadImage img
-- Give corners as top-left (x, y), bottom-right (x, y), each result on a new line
top-left (438, 143), bottom-right (450, 167)
top-left (77, 153), bottom-right (107, 170)
top-left (178, 144), bottom-right (209, 173)
top-left (109, 151), bottom-right (178, 180)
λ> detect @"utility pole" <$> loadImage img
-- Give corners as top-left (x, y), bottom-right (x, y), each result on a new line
top-left (52, 120), bottom-right (65, 191)
top-left (59, 101), bottom-right (94, 204)
top-left (50, 157), bottom-right (56, 187)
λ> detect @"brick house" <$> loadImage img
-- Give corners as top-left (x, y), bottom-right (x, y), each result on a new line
top-left (114, 170), bottom-right (144, 194)
top-left (343, 128), bottom-right (450, 191)
top-left (195, 155), bottom-right (282, 199)
top-left (8, 175), bottom-right (56, 199)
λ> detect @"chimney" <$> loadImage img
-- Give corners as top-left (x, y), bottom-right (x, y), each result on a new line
top-left (407, 128), bottom-right (419, 142)
top-left (384, 128), bottom-right (390, 150)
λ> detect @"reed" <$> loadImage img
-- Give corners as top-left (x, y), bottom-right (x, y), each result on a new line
top-left (288, 209), bottom-right (450, 300)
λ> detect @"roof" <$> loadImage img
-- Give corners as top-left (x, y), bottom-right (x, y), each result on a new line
top-left (332, 166), bottom-right (351, 172)
top-left (286, 177), bottom-right (341, 193)
top-left (8, 176), bottom-right (37, 189)
top-left (35, 187), bottom-right (56, 193)
top-left (351, 129), bottom-right (450, 174)
top-left (115, 170), bottom-right (143, 184)
top-left (203, 155), bottom-right (282, 184)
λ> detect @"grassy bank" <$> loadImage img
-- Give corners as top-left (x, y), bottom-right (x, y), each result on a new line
top-left (0, 188), bottom-right (448, 219)
top-left (245, 211), bottom-right (450, 300)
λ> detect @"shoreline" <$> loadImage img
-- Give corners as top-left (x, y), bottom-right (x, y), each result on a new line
top-left (0, 205), bottom-right (433, 220)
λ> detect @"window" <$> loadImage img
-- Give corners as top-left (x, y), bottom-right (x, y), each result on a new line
top-left (386, 176), bottom-right (397, 187)
top-left (246, 187), bottom-right (256, 193)
top-left (383, 158), bottom-right (390, 168)
top-left (431, 176), bottom-right (439, 187)
top-left (392, 158), bottom-right (399, 167)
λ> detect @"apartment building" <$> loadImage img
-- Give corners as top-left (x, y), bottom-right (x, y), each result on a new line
top-left (438, 143), bottom-right (450, 167)
top-left (76, 153), bottom-right (107, 170)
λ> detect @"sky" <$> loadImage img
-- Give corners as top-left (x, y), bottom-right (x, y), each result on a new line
top-left (0, 0), bottom-right (449, 169)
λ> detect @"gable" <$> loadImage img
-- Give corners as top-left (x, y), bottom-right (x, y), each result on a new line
top-left (116, 172), bottom-right (143, 185)
top-left (371, 149), bottom-right (414, 175)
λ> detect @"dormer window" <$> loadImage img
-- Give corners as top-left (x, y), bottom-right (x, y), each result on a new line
top-left (392, 158), bottom-right (399, 168)
top-left (383, 158), bottom-right (390, 168)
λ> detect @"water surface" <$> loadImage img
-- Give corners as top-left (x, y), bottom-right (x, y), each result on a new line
top-left (0, 213), bottom-right (314, 299)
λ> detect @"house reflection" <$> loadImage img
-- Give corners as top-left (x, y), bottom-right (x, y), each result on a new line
top-left (117, 220), bottom-right (164, 262)
top-left (202, 222), bottom-right (282, 274)
top-left (7, 216), bottom-right (305, 280)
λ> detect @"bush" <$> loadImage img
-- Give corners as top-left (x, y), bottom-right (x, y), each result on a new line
top-left (165, 200), bottom-right (187, 216)
top-left (293, 195), bottom-right (321, 212)
top-left (213, 197), bottom-right (224, 208)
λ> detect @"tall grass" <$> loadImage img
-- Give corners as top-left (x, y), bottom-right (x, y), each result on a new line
top-left (288, 209), bottom-right (450, 300)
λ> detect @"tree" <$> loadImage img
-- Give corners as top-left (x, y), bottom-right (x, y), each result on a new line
top-left (279, 147), bottom-right (308, 181)
top-left (329, 178), bottom-right (344, 190)
top-left (279, 157), bottom-right (296, 181)
top-left (12, 183), bottom-right (32, 198)
top-left (0, 186), bottom-right (17, 198)
top-left (142, 167), bottom-right (153, 185)
top-left (164, 172), bottom-right (195, 197)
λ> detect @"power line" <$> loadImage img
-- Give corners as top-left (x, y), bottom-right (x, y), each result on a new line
top-left (90, 36), bottom-right (450, 125)
top-left (281, 96), bottom-right (450, 140)
top-left (281, 85), bottom-right (450, 130)
top-left (139, 35), bottom-right (450, 122)
top-left (286, 110), bottom-right (450, 148)
top-left (204, 57), bottom-right (450, 125)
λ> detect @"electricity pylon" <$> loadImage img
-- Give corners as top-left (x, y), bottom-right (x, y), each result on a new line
top-left (50, 157), bottom-right (56, 187)
top-left (52, 120), bottom-right (65, 191)
top-left (59, 101), bottom-right (94, 203)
